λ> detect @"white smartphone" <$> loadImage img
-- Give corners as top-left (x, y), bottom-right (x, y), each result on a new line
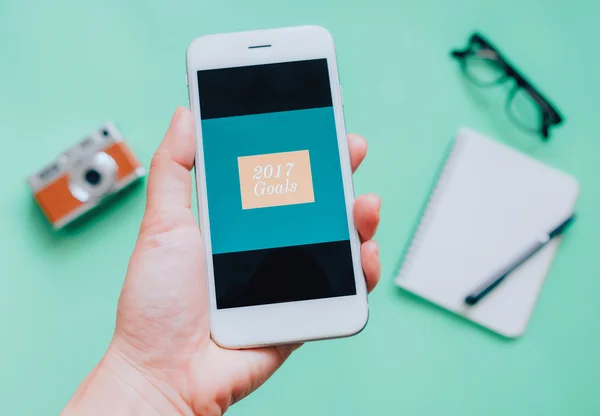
top-left (186, 25), bottom-right (368, 349)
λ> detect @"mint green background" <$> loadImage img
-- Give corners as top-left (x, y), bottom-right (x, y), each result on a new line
top-left (1, 1), bottom-right (599, 415)
top-left (203, 107), bottom-right (349, 254)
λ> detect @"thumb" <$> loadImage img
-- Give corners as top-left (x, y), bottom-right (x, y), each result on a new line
top-left (144, 107), bottom-right (196, 217)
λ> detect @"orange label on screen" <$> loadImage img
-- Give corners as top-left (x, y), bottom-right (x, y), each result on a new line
top-left (237, 150), bottom-right (315, 210)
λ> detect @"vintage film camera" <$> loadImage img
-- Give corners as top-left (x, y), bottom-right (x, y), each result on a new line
top-left (28, 122), bottom-right (145, 229)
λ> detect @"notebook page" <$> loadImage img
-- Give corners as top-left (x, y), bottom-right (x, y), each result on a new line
top-left (397, 129), bottom-right (578, 337)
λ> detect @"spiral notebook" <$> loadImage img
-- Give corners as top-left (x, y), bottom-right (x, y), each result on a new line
top-left (395, 128), bottom-right (579, 338)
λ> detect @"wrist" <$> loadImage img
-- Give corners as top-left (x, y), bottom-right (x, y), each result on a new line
top-left (61, 343), bottom-right (194, 416)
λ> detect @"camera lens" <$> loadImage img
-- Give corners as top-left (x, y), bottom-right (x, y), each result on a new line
top-left (101, 129), bottom-right (110, 137)
top-left (84, 169), bottom-right (102, 186)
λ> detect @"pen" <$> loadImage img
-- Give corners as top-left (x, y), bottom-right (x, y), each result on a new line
top-left (464, 215), bottom-right (576, 307)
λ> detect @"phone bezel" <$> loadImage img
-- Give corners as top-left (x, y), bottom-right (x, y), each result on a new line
top-left (186, 25), bottom-right (368, 349)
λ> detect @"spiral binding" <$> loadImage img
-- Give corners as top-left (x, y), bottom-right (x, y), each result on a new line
top-left (394, 134), bottom-right (467, 282)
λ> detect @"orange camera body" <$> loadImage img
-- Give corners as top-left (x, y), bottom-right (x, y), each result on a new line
top-left (28, 123), bottom-right (145, 229)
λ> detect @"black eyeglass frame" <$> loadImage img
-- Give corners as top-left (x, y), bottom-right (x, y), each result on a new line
top-left (451, 32), bottom-right (564, 140)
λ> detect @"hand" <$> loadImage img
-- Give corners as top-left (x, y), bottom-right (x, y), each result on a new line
top-left (61, 107), bottom-right (381, 416)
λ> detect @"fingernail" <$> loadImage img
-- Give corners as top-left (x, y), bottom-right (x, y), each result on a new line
top-left (367, 193), bottom-right (382, 209)
top-left (373, 241), bottom-right (379, 256)
top-left (349, 133), bottom-right (367, 147)
top-left (170, 107), bottom-right (185, 126)
top-left (170, 107), bottom-right (192, 137)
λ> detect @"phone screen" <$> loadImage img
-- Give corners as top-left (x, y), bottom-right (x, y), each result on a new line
top-left (197, 59), bottom-right (356, 309)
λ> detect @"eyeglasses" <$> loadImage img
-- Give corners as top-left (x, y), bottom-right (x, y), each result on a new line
top-left (451, 33), bottom-right (563, 140)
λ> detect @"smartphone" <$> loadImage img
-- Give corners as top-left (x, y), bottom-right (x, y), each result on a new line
top-left (186, 26), bottom-right (368, 348)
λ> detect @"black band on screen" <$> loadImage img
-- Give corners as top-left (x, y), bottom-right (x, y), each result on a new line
top-left (197, 59), bottom-right (333, 119)
top-left (213, 240), bottom-right (356, 309)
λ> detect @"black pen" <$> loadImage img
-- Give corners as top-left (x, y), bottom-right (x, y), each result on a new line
top-left (464, 215), bottom-right (576, 307)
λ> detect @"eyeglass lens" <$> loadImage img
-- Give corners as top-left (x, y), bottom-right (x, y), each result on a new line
top-left (463, 50), bottom-right (505, 86)
top-left (462, 49), bottom-right (542, 134)
top-left (507, 87), bottom-right (541, 133)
